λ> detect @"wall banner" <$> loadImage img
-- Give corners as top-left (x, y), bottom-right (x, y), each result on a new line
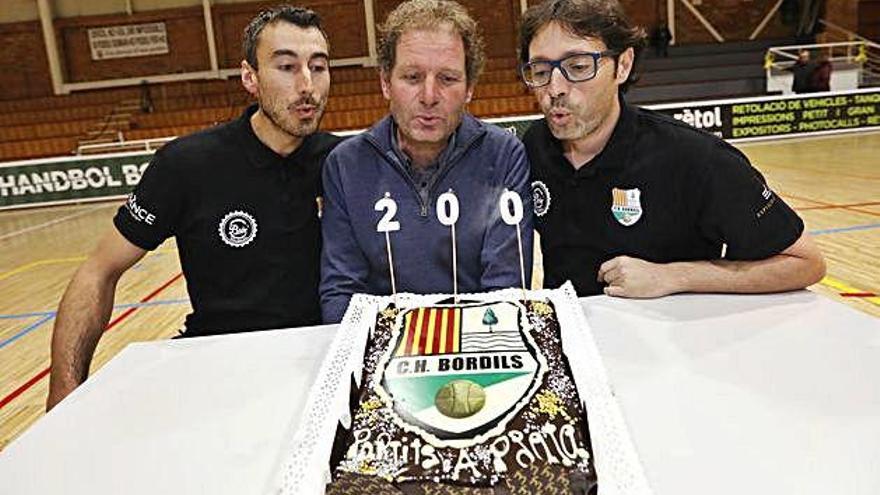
top-left (88, 22), bottom-right (169, 61)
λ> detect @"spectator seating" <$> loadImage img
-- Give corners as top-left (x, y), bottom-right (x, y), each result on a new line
top-left (0, 58), bottom-right (532, 161)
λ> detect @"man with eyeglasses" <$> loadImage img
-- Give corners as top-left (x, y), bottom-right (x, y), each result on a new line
top-left (519, 0), bottom-right (825, 298)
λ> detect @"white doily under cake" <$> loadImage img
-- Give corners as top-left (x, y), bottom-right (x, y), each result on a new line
top-left (272, 282), bottom-right (653, 495)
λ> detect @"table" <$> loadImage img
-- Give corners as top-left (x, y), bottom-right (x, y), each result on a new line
top-left (2, 292), bottom-right (878, 494)
top-left (586, 292), bottom-right (880, 495)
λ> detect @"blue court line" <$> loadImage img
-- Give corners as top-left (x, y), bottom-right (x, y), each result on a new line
top-left (810, 222), bottom-right (880, 236)
top-left (0, 314), bottom-right (53, 350)
top-left (0, 310), bottom-right (54, 320)
top-left (114, 298), bottom-right (189, 310)
top-left (0, 298), bottom-right (190, 350)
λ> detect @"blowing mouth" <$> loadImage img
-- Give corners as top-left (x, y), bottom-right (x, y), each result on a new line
top-left (290, 95), bottom-right (321, 109)
top-left (548, 106), bottom-right (572, 120)
top-left (290, 98), bottom-right (323, 119)
top-left (414, 114), bottom-right (444, 125)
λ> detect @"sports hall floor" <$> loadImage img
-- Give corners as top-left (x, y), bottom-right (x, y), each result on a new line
top-left (1, 130), bottom-right (878, 450)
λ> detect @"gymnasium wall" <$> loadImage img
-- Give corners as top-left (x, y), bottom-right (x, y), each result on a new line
top-left (523, 0), bottom-right (800, 43)
top-left (0, 0), bottom-right (868, 100)
top-left (859, 0), bottom-right (880, 40)
top-left (0, 22), bottom-right (54, 100)
top-left (0, 0), bottom-right (817, 102)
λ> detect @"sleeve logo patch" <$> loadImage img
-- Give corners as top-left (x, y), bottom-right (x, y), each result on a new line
top-left (611, 187), bottom-right (642, 227)
top-left (531, 180), bottom-right (551, 217)
top-left (756, 184), bottom-right (777, 219)
top-left (218, 210), bottom-right (258, 248)
top-left (125, 193), bottom-right (156, 225)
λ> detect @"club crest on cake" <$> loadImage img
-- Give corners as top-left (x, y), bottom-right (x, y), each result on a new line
top-left (377, 301), bottom-right (547, 447)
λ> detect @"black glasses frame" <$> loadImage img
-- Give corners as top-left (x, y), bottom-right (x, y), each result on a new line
top-left (520, 50), bottom-right (618, 88)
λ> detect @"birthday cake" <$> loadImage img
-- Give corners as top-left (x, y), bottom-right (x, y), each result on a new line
top-left (325, 297), bottom-right (598, 494)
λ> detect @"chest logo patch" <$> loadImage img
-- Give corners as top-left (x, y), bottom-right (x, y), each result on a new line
top-left (218, 210), bottom-right (258, 248)
top-left (531, 180), bottom-right (551, 217)
top-left (611, 188), bottom-right (642, 227)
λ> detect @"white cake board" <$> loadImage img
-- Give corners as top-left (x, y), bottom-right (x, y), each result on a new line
top-left (272, 283), bottom-right (653, 495)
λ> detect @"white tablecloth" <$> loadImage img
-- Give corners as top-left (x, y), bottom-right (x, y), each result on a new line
top-left (2, 292), bottom-right (878, 494)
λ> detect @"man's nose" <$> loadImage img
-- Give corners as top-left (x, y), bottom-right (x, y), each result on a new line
top-left (420, 75), bottom-right (439, 106)
top-left (547, 66), bottom-right (568, 98)
top-left (297, 67), bottom-right (314, 96)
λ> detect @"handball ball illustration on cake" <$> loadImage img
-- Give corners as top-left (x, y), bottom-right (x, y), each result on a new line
top-left (326, 298), bottom-right (598, 494)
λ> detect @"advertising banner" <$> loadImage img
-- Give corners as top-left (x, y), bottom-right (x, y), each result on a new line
top-left (3, 89), bottom-right (878, 210)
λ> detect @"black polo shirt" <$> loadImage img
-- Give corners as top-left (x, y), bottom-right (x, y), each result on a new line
top-left (523, 98), bottom-right (804, 296)
top-left (114, 105), bottom-right (341, 336)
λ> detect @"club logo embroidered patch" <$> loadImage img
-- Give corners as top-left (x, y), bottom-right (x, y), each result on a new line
top-left (218, 210), bottom-right (258, 247)
top-left (611, 188), bottom-right (642, 227)
top-left (531, 181), bottom-right (551, 217)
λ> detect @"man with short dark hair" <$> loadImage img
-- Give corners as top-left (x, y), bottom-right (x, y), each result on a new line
top-left (519, 0), bottom-right (824, 298)
top-left (319, 0), bottom-right (532, 323)
top-left (788, 49), bottom-right (817, 94)
top-left (47, 6), bottom-right (341, 410)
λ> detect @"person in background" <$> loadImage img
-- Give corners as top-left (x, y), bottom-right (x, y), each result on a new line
top-left (651, 22), bottom-right (672, 57)
top-left (139, 80), bottom-right (154, 114)
top-left (788, 49), bottom-right (816, 94)
top-left (810, 53), bottom-right (832, 92)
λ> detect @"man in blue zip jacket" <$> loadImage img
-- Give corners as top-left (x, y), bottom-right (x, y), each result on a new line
top-left (320, 0), bottom-right (533, 323)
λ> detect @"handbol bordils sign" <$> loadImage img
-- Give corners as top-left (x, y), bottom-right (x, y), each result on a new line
top-left (0, 152), bottom-right (153, 209)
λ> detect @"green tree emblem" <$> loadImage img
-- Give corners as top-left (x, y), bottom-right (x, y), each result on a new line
top-left (482, 308), bottom-right (498, 332)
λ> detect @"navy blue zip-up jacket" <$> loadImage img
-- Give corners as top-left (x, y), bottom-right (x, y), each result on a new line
top-left (320, 114), bottom-right (534, 323)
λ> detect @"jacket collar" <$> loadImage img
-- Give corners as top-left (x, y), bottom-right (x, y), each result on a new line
top-left (364, 112), bottom-right (487, 164)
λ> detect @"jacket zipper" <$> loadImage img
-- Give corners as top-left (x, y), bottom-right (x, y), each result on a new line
top-left (364, 129), bottom-right (486, 217)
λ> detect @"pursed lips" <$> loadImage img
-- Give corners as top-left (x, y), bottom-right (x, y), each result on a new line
top-left (549, 107), bottom-right (571, 125)
top-left (292, 103), bottom-right (318, 118)
top-left (414, 114), bottom-right (443, 126)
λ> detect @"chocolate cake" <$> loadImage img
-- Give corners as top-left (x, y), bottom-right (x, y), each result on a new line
top-left (326, 298), bottom-right (598, 494)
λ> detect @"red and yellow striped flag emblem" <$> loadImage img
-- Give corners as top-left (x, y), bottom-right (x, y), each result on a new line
top-left (395, 307), bottom-right (462, 357)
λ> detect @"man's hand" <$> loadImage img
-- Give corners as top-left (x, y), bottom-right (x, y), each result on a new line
top-left (596, 256), bottom-right (680, 298)
top-left (594, 233), bottom-right (824, 299)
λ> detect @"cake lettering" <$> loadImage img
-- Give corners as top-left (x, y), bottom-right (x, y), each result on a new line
top-left (390, 353), bottom-right (526, 376)
top-left (438, 354), bottom-right (524, 372)
top-left (345, 423), bottom-right (588, 477)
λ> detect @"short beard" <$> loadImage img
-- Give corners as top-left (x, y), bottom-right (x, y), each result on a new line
top-left (547, 118), bottom-right (589, 142)
top-left (259, 98), bottom-right (324, 138)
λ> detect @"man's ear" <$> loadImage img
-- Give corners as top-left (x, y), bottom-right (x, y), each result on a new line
top-left (615, 47), bottom-right (634, 84)
top-left (379, 69), bottom-right (392, 101)
top-left (241, 60), bottom-right (259, 97)
top-left (465, 82), bottom-right (474, 104)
